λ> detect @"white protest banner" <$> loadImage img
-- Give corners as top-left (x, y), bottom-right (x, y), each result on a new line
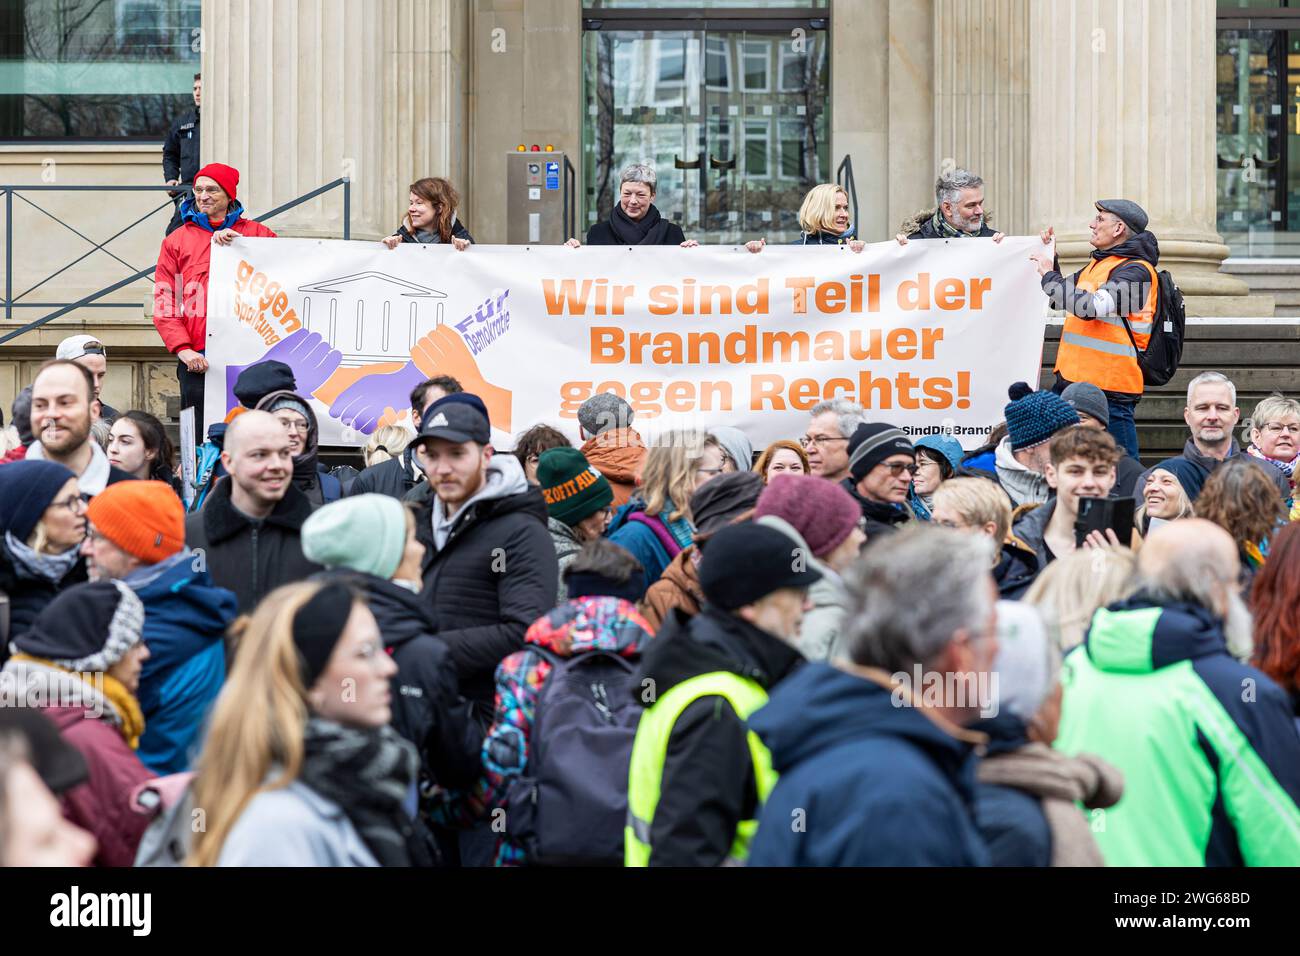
top-left (204, 238), bottom-right (1048, 449)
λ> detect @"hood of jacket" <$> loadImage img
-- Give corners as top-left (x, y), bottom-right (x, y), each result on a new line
top-left (579, 428), bottom-right (645, 486)
top-left (427, 452), bottom-right (546, 549)
top-left (1082, 594), bottom-right (1229, 675)
top-left (128, 550), bottom-right (236, 679)
top-left (1010, 500), bottom-right (1055, 571)
top-left (994, 538), bottom-right (1041, 594)
top-left (179, 197), bottom-right (248, 233)
top-left (995, 437), bottom-right (1050, 505)
top-left (655, 546), bottom-right (705, 604)
top-left (547, 515), bottom-right (581, 550)
top-left (750, 661), bottom-right (986, 784)
top-left (900, 207), bottom-right (997, 239)
top-left (1091, 229), bottom-right (1159, 267)
top-left (524, 595), bottom-right (652, 659)
top-left (254, 389), bottom-right (323, 490)
top-left (633, 603), bottom-right (804, 703)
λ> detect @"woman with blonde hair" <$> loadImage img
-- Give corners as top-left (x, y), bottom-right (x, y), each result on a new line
top-left (607, 430), bottom-right (719, 591)
top-left (745, 183), bottom-right (866, 252)
top-left (1244, 393), bottom-right (1300, 501)
top-left (754, 439), bottom-right (810, 484)
top-left (363, 424), bottom-right (414, 470)
top-left (1023, 547), bottom-right (1138, 651)
top-left (188, 580), bottom-right (428, 866)
top-left (381, 177), bottom-right (473, 250)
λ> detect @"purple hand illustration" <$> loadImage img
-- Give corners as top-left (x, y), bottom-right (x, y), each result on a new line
top-left (328, 360), bottom-right (427, 435)
top-left (225, 329), bottom-right (343, 413)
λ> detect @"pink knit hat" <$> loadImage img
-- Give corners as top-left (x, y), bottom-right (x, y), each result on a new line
top-left (754, 474), bottom-right (861, 559)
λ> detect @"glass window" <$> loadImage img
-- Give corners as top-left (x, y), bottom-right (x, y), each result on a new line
top-left (744, 119), bottom-right (769, 177)
top-left (0, 0), bottom-right (200, 140)
top-left (779, 119), bottom-right (805, 180)
top-left (704, 35), bottom-right (729, 89)
top-left (741, 40), bottom-right (770, 92)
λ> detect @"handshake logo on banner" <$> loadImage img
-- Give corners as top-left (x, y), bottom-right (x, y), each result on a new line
top-left (218, 256), bottom-right (512, 436)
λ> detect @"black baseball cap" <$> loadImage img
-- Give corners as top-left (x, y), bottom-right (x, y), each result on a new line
top-left (416, 396), bottom-right (490, 446)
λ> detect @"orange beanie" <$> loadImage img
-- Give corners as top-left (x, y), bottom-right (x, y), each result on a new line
top-left (86, 481), bottom-right (186, 565)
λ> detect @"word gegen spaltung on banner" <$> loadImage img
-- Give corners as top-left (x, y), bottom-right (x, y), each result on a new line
top-left (205, 238), bottom-right (1049, 449)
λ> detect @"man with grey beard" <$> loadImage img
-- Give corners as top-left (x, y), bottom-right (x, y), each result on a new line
top-left (1055, 518), bottom-right (1300, 866)
top-left (896, 168), bottom-right (1004, 243)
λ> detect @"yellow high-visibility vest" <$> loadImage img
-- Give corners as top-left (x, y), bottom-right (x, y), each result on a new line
top-left (624, 671), bottom-right (777, 867)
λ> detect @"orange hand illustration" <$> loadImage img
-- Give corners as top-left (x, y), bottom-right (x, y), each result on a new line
top-left (410, 325), bottom-right (513, 433)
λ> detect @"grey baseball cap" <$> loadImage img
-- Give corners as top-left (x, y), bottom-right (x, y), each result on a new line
top-left (1095, 199), bottom-right (1148, 235)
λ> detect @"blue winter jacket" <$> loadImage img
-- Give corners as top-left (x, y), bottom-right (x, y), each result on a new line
top-left (605, 498), bottom-right (693, 595)
top-left (748, 662), bottom-right (991, 866)
top-left (129, 552), bottom-right (238, 774)
top-left (970, 712), bottom-right (1051, 866)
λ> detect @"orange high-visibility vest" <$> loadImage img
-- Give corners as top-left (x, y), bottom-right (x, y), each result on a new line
top-left (1053, 256), bottom-right (1158, 395)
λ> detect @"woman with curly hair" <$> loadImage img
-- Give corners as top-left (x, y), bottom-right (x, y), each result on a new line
top-left (1196, 457), bottom-right (1288, 590)
top-left (1251, 523), bottom-right (1300, 729)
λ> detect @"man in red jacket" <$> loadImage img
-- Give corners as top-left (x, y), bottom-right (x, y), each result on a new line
top-left (152, 162), bottom-right (276, 436)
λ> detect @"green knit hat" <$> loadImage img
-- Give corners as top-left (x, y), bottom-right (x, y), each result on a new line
top-left (300, 493), bottom-right (409, 580)
top-left (538, 446), bottom-right (613, 527)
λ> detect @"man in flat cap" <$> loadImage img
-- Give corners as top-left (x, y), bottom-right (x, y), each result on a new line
top-left (1030, 199), bottom-right (1159, 459)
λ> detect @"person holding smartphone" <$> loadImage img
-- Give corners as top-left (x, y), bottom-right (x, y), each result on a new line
top-left (1013, 426), bottom-right (1139, 570)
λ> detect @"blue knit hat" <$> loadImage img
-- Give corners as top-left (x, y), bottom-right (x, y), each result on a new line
top-left (0, 460), bottom-right (78, 543)
top-left (1147, 457), bottom-right (1208, 504)
top-left (300, 493), bottom-right (410, 581)
top-left (914, 434), bottom-right (964, 475)
top-left (1003, 382), bottom-right (1079, 452)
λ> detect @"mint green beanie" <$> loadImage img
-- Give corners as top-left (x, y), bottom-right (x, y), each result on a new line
top-left (301, 493), bottom-right (409, 580)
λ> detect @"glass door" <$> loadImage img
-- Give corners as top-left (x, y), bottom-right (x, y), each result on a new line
top-left (582, 17), bottom-right (829, 244)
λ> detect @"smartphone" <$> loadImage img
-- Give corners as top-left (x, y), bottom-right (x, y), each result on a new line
top-left (1074, 496), bottom-right (1135, 548)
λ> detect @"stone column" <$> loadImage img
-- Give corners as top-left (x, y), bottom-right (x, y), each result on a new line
top-left (932, 0), bottom-right (1031, 235)
top-left (1025, 0), bottom-right (1268, 316)
top-left (201, 0), bottom-right (469, 241)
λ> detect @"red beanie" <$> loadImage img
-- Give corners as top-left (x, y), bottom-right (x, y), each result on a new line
top-left (755, 474), bottom-right (861, 559)
top-left (194, 162), bottom-right (239, 202)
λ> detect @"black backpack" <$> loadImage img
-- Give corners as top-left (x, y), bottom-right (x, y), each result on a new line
top-left (504, 646), bottom-right (641, 866)
top-left (1118, 262), bottom-right (1186, 387)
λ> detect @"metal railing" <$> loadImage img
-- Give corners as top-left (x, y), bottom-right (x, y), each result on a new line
top-left (0, 177), bottom-right (351, 346)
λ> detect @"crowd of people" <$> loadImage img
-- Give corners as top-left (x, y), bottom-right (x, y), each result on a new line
top-left (2, 159), bottom-right (1300, 868)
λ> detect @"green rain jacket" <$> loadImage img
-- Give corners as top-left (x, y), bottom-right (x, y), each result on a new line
top-left (1056, 595), bottom-right (1300, 866)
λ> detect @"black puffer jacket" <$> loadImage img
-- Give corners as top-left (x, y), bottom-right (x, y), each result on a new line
top-left (631, 604), bottom-right (804, 867)
top-left (0, 544), bottom-right (87, 663)
top-left (349, 450), bottom-right (423, 501)
top-left (322, 570), bottom-right (481, 790)
top-left (415, 456), bottom-right (558, 725)
top-left (184, 476), bottom-right (322, 613)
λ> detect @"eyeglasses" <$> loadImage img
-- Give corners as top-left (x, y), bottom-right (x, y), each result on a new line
top-left (50, 495), bottom-right (86, 514)
top-left (799, 435), bottom-right (849, 449)
top-left (277, 418), bottom-right (308, 434)
top-left (696, 467), bottom-right (724, 478)
top-left (880, 462), bottom-right (919, 477)
top-left (1261, 422), bottom-right (1300, 435)
top-left (352, 641), bottom-right (388, 665)
top-left (192, 186), bottom-right (224, 196)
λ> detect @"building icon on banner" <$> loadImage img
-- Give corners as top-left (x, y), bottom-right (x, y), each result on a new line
top-left (297, 272), bottom-right (448, 364)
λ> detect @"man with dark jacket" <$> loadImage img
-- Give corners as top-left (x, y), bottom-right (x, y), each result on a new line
top-left (183, 411), bottom-right (320, 613)
top-left (747, 526), bottom-right (997, 866)
top-left (411, 394), bottom-right (557, 727)
top-left (162, 74), bottom-right (202, 235)
top-left (1033, 198), bottom-right (1158, 459)
top-left (350, 375), bottom-right (461, 501)
top-left (626, 523), bottom-right (817, 867)
top-left (1056, 519), bottom-right (1300, 865)
top-left (843, 422), bottom-right (917, 538)
top-left (896, 168), bottom-right (1002, 242)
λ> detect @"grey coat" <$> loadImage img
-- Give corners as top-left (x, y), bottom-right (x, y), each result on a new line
top-left (217, 779), bottom-right (378, 867)
top-left (547, 516), bottom-right (583, 604)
